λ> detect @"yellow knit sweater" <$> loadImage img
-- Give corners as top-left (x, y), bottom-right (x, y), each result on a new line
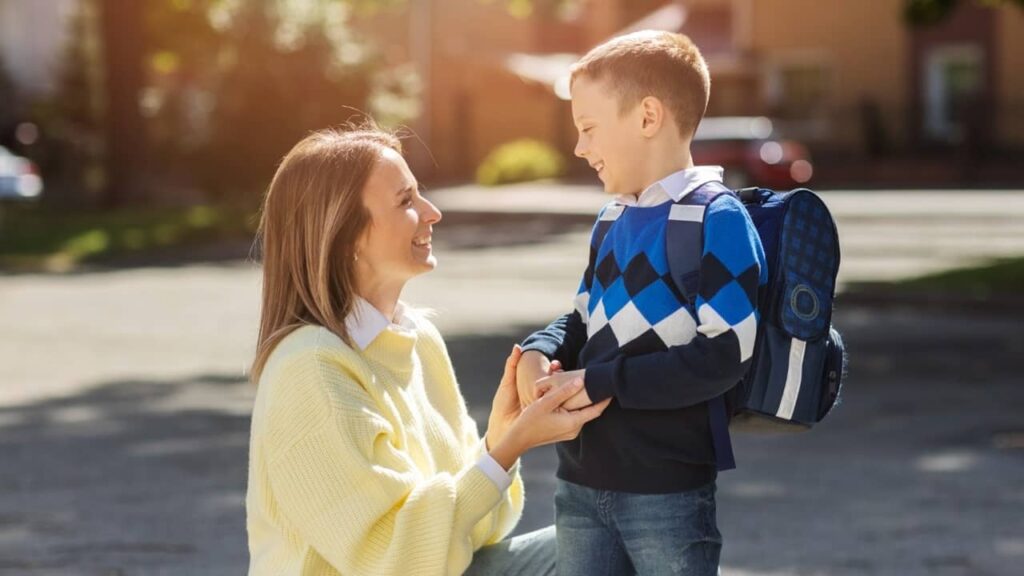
top-left (246, 316), bottom-right (525, 576)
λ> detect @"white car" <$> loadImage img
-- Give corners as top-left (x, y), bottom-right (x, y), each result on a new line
top-left (0, 146), bottom-right (43, 200)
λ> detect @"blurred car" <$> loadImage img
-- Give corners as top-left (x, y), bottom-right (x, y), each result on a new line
top-left (692, 116), bottom-right (814, 190)
top-left (0, 146), bottom-right (43, 201)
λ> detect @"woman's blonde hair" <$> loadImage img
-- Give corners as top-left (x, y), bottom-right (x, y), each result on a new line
top-left (250, 125), bottom-right (401, 383)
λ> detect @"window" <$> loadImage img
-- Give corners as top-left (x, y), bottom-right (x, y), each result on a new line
top-left (924, 44), bottom-right (984, 143)
top-left (765, 55), bottom-right (833, 120)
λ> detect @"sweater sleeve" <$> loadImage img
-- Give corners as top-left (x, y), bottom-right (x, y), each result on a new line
top-left (520, 205), bottom-right (612, 369)
top-left (263, 350), bottom-right (507, 576)
top-left (414, 316), bottom-right (526, 549)
top-left (584, 194), bottom-right (767, 409)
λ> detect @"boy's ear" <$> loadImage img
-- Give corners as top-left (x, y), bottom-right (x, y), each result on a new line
top-left (640, 96), bottom-right (664, 137)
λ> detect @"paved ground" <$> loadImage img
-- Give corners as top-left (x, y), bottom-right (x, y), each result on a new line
top-left (1, 187), bottom-right (1023, 575)
top-left (429, 183), bottom-right (1024, 285)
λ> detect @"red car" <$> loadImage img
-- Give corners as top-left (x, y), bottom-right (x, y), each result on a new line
top-left (691, 116), bottom-right (813, 190)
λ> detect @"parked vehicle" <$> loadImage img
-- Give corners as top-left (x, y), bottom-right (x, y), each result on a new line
top-left (0, 146), bottom-right (43, 201)
top-left (692, 116), bottom-right (814, 190)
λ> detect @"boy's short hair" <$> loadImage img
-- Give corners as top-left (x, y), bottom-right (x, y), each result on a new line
top-left (570, 30), bottom-right (710, 140)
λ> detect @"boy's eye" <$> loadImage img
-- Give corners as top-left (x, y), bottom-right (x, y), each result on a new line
top-left (400, 195), bottom-right (413, 207)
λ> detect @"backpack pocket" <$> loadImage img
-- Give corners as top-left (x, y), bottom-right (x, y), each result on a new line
top-left (776, 191), bottom-right (838, 341)
top-left (741, 324), bottom-right (830, 428)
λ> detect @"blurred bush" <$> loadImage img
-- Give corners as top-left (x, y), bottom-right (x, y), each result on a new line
top-left (0, 202), bottom-right (256, 269)
top-left (476, 139), bottom-right (566, 186)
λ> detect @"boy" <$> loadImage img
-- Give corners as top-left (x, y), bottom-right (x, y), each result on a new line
top-left (517, 31), bottom-right (767, 575)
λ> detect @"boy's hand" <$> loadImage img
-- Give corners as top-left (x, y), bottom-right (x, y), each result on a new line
top-left (536, 369), bottom-right (593, 411)
top-left (516, 351), bottom-right (560, 408)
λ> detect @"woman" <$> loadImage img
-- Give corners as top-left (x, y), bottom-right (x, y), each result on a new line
top-left (246, 125), bottom-right (610, 576)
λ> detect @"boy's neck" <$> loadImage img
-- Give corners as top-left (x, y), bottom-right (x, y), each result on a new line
top-left (633, 143), bottom-right (695, 197)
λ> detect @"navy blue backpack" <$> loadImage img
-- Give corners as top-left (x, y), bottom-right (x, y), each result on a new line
top-left (665, 185), bottom-right (846, 434)
top-left (727, 187), bottom-right (846, 432)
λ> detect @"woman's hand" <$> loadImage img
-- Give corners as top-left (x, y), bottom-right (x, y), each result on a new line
top-left (485, 345), bottom-right (525, 452)
top-left (486, 346), bottom-right (611, 470)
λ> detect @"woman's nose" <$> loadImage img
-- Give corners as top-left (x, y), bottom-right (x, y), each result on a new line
top-left (421, 197), bottom-right (442, 224)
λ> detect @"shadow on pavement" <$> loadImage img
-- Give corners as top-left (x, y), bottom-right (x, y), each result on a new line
top-left (2, 309), bottom-right (1023, 575)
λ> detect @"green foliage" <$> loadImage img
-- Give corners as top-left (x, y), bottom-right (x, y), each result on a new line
top-left (476, 139), bottom-right (566, 186)
top-left (0, 203), bottom-right (256, 268)
top-left (897, 257), bottom-right (1024, 296)
top-left (27, 0), bottom-right (105, 203)
top-left (125, 0), bottom-right (433, 206)
top-left (904, 0), bottom-right (1024, 26)
top-left (848, 257), bottom-right (1024, 304)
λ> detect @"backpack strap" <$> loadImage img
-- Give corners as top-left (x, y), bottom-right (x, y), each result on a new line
top-left (664, 183), bottom-right (735, 304)
top-left (664, 181), bottom-right (737, 471)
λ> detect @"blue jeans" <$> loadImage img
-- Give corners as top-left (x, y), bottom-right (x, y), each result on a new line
top-left (463, 525), bottom-right (556, 575)
top-left (555, 479), bottom-right (722, 576)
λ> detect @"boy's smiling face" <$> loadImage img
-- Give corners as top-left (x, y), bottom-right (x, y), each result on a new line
top-left (571, 75), bottom-right (647, 196)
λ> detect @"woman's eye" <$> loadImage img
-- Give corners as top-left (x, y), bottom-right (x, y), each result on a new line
top-left (582, 126), bottom-right (593, 134)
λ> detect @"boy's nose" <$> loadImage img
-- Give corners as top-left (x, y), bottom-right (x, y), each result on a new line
top-left (574, 139), bottom-right (587, 159)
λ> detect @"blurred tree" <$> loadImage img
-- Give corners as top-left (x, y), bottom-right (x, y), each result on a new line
top-left (140, 0), bottom-right (415, 203)
top-left (0, 55), bottom-right (17, 146)
top-left (95, 0), bottom-right (577, 206)
top-left (99, 0), bottom-right (147, 207)
top-left (28, 0), bottom-right (106, 206)
top-left (905, 0), bottom-right (1024, 25)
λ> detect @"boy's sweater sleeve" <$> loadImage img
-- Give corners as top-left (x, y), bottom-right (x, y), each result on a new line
top-left (519, 311), bottom-right (588, 370)
top-left (583, 195), bottom-right (767, 409)
top-left (520, 207), bottom-right (610, 370)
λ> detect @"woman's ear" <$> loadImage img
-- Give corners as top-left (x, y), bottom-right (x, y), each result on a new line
top-left (640, 96), bottom-right (664, 137)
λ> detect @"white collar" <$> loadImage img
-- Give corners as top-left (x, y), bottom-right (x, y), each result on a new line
top-left (344, 297), bottom-right (417, 350)
top-left (615, 165), bottom-right (724, 207)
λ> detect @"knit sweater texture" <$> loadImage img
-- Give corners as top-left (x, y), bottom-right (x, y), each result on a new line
top-left (522, 173), bottom-right (767, 493)
top-left (246, 316), bottom-right (524, 575)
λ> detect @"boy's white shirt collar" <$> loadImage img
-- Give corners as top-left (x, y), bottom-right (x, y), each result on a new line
top-left (615, 165), bottom-right (725, 208)
top-left (345, 296), bottom-right (417, 350)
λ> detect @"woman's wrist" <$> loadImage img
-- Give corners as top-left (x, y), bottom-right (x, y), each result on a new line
top-left (487, 427), bottom-right (524, 471)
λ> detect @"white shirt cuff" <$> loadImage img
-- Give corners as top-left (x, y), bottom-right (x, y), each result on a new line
top-left (476, 453), bottom-right (514, 492)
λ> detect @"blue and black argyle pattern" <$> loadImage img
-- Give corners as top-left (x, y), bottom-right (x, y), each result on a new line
top-left (694, 194), bottom-right (766, 340)
top-left (579, 202), bottom-right (695, 354)
top-left (575, 193), bottom-right (767, 366)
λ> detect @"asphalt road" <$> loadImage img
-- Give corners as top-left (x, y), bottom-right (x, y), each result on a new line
top-left (1, 188), bottom-right (1022, 575)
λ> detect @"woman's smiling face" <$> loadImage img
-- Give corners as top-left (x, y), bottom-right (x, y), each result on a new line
top-left (356, 148), bottom-right (443, 287)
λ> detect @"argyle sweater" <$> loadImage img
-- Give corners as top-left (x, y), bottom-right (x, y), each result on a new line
top-left (522, 186), bottom-right (767, 493)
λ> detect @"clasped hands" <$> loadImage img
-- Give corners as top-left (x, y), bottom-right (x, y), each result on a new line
top-left (515, 350), bottom-right (596, 412)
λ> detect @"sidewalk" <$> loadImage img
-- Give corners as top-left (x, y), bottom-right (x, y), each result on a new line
top-left (1, 182), bottom-right (1022, 575)
top-left (429, 182), bottom-right (1024, 288)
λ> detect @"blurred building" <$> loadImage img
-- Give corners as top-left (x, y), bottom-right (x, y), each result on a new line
top-left (365, 0), bottom-right (1024, 184)
top-left (2, 0), bottom-right (1022, 187)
